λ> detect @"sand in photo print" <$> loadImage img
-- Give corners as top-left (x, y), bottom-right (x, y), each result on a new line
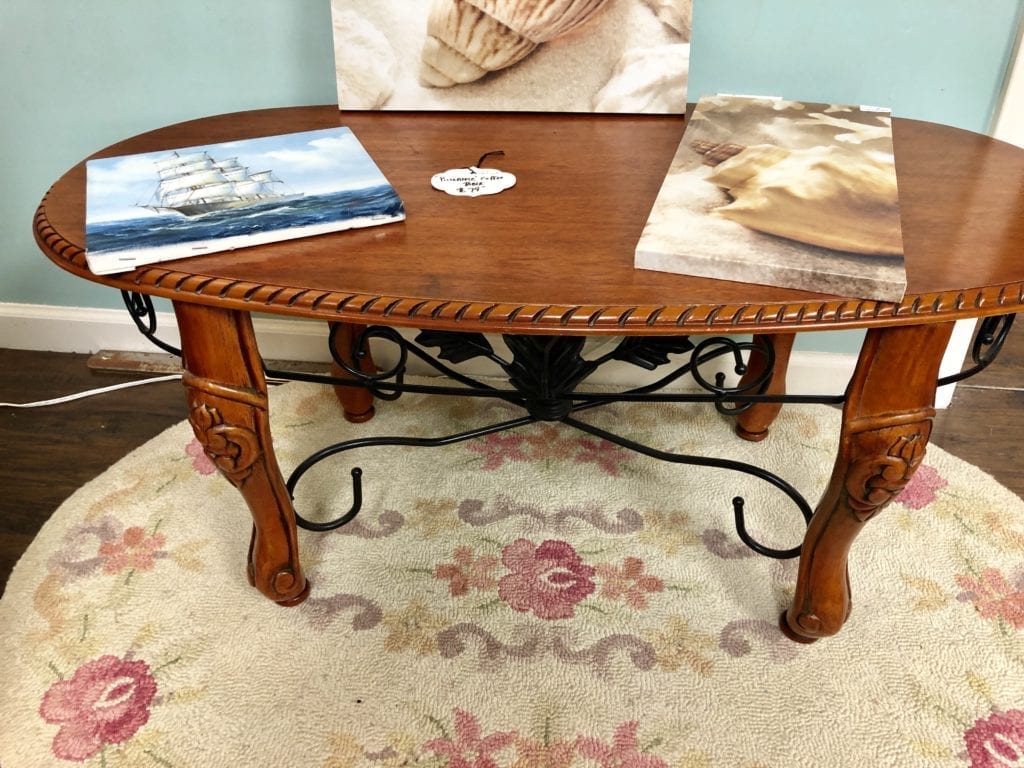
top-left (331, 0), bottom-right (691, 113)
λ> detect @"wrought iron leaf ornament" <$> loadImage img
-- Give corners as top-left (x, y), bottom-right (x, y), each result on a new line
top-left (610, 336), bottom-right (695, 370)
top-left (415, 330), bottom-right (495, 364)
top-left (504, 336), bottom-right (594, 400)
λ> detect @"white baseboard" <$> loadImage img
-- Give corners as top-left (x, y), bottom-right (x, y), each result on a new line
top-left (1, 302), bottom-right (966, 406)
top-left (0, 301), bottom-right (330, 363)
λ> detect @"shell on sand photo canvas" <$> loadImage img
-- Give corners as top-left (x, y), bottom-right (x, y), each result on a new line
top-left (634, 95), bottom-right (908, 302)
top-left (331, 0), bottom-right (691, 113)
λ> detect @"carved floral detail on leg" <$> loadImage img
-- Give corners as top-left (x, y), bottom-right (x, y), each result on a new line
top-left (784, 421), bottom-right (933, 642)
top-left (845, 430), bottom-right (927, 522)
top-left (187, 402), bottom-right (262, 487)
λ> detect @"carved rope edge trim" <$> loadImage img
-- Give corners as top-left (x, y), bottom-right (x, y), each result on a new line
top-left (35, 203), bottom-right (1024, 333)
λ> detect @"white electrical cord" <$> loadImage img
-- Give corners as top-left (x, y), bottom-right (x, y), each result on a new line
top-left (0, 374), bottom-right (183, 409)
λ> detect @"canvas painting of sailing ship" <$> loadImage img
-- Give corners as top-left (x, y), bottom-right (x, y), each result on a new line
top-left (331, 0), bottom-right (691, 112)
top-left (634, 95), bottom-right (907, 302)
top-left (85, 127), bottom-right (405, 275)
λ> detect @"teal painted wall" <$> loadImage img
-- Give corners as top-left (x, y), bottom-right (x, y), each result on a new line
top-left (1, 0), bottom-right (1020, 355)
top-left (1, 1), bottom-right (336, 310)
top-left (690, 0), bottom-right (1021, 131)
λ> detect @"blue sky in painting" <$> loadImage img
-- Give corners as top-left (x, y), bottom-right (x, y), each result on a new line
top-left (86, 127), bottom-right (391, 222)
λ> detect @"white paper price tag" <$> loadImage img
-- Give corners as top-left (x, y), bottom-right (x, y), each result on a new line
top-left (431, 167), bottom-right (516, 197)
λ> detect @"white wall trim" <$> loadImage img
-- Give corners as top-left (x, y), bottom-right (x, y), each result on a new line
top-left (0, 302), bottom-right (330, 363)
top-left (2, 301), bottom-right (981, 406)
top-left (0, 302), bottom-right (978, 407)
top-left (0, 301), bottom-right (859, 399)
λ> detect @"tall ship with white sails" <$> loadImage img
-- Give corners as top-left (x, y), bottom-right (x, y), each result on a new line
top-left (144, 150), bottom-right (302, 217)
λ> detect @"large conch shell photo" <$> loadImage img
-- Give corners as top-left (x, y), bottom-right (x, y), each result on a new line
top-left (331, 0), bottom-right (691, 112)
top-left (695, 141), bottom-right (903, 256)
top-left (419, 0), bottom-right (612, 87)
top-left (634, 96), bottom-right (908, 303)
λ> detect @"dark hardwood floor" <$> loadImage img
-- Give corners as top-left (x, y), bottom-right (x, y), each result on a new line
top-left (1, 349), bottom-right (184, 598)
top-left (2, 327), bottom-right (1022, 597)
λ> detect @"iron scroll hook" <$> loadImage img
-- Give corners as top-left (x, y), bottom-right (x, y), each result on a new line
top-left (289, 468), bottom-right (363, 532)
top-left (561, 415), bottom-right (813, 559)
top-left (285, 415), bottom-right (537, 532)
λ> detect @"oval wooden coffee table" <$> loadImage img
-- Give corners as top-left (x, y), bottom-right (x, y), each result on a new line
top-left (34, 106), bottom-right (1024, 641)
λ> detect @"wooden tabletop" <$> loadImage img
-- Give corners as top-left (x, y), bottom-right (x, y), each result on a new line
top-left (35, 106), bottom-right (1024, 336)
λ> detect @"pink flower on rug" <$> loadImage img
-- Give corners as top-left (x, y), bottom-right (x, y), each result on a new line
top-left (955, 568), bottom-right (1024, 629)
top-left (499, 539), bottom-right (596, 620)
top-left (435, 546), bottom-right (500, 597)
top-left (895, 463), bottom-right (947, 509)
top-left (424, 708), bottom-right (517, 768)
top-left (466, 433), bottom-right (530, 470)
top-left (594, 557), bottom-right (664, 609)
top-left (39, 655), bottom-right (157, 762)
top-left (98, 526), bottom-right (167, 575)
top-left (574, 438), bottom-right (631, 477)
top-left (185, 437), bottom-right (216, 475)
top-left (963, 709), bottom-right (1024, 767)
top-left (576, 721), bottom-right (669, 768)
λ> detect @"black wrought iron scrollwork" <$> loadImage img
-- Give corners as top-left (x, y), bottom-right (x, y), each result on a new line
top-left (289, 467), bottom-right (363, 532)
top-left (112, 298), bottom-right (1017, 560)
top-left (326, 325), bottom-right (514, 404)
top-left (328, 324), bottom-right (406, 401)
top-left (284, 400), bottom-right (812, 556)
top-left (937, 313), bottom-right (1016, 387)
top-left (110, 300), bottom-right (837, 556)
top-left (688, 336), bottom-right (772, 417)
top-left (121, 291), bottom-right (182, 356)
top-left (410, 331), bottom-right (781, 421)
top-left (501, 336), bottom-right (596, 420)
top-left (284, 326), bottom-right (817, 556)
top-left (561, 416), bottom-right (812, 559)
top-left (286, 415), bottom-right (535, 531)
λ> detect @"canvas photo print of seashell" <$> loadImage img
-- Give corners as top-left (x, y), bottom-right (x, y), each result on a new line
top-left (634, 95), bottom-right (908, 302)
top-left (331, 0), bottom-right (691, 112)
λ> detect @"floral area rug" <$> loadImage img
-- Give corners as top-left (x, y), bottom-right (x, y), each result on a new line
top-left (1, 380), bottom-right (1023, 767)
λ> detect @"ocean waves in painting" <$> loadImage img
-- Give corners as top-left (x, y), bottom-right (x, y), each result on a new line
top-left (87, 184), bottom-right (404, 255)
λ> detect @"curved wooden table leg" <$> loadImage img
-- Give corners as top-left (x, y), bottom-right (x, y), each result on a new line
top-left (174, 302), bottom-right (309, 606)
top-left (782, 321), bottom-right (954, 641)
top-left (329, 322), bottom-right (377, 423)
top-left (735, 332), bottom-right (796, 442)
